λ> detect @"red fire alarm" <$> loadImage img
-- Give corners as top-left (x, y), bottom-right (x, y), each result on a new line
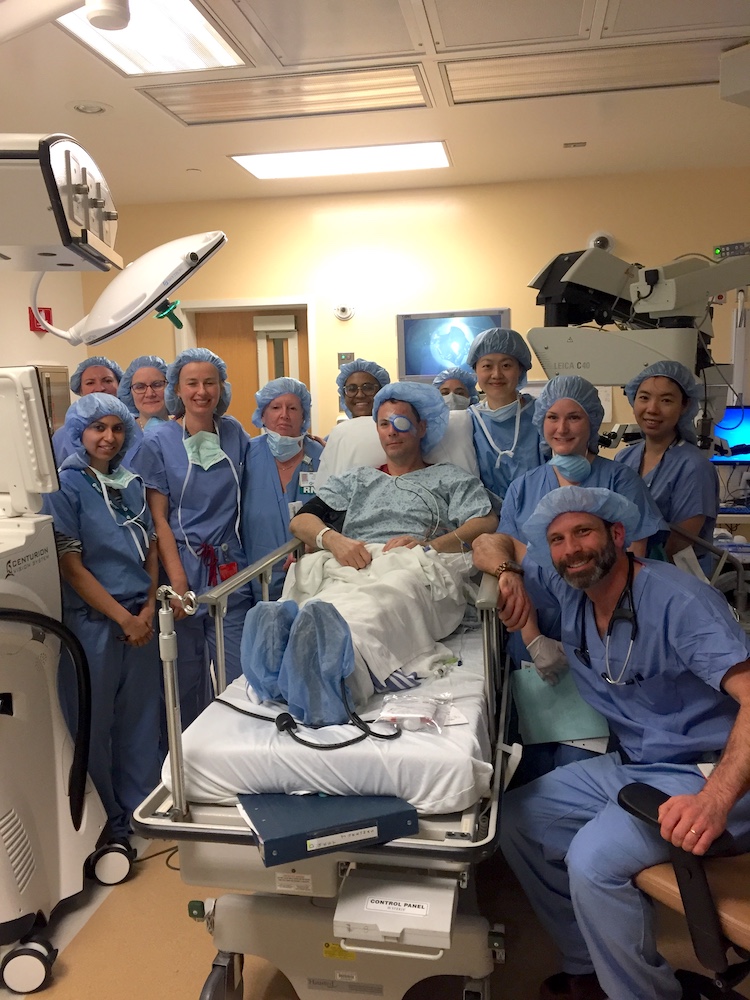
top-left (29, 307), bottom-right (52, 333)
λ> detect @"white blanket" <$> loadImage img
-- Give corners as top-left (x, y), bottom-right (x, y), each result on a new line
top-left (282, 545), bottom-right (472, 696)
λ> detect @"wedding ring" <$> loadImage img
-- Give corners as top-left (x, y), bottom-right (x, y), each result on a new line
top-left (689, 828), bottom-right (699, 835)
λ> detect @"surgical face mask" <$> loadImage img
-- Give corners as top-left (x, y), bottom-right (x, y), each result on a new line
top-left (92, 466), bottom-right (138, 490)
top-left (265, 429), bottom-right (305, 461)
top-left (549, 452), bottom-right (592, 483)
top-left (478, 397), bottom-right (519, 423)
top-left (183, 429), bottom-right (229, 470)
top-left (443, 392), bottom-right (471, 411)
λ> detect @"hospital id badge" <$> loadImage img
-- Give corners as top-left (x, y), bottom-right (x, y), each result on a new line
top-left (298, 471), bottom-right (317, 496)
top-left (219, 561), bottom-right (238, 581)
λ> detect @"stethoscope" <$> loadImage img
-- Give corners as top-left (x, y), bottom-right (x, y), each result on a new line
top-left (574, 552), bottom-right (640, 686)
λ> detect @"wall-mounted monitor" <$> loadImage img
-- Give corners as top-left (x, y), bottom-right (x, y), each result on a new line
top-left (397, 308), bottom-right (511, 382)
top-left (712, 407), bottom-right (750, 464)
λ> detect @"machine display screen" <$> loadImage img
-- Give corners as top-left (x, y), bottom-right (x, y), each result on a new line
top-left (396, 309), bottom-right (511, 381)
top-left (712, 406), bottom-right (750, 463)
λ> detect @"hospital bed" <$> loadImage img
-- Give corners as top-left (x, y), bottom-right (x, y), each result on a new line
top-left (133, 540), bottom-right (516, 1000)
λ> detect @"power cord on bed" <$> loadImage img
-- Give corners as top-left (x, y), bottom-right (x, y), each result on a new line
top-left (214, 678), bottom-right (402, 751)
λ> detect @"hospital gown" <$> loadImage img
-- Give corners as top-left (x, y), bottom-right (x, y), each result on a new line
top-left (502, 557), bottom-right (750, 1000)
top-left (614, 438), bottom-right (719, 573)
top-left (280, 463), bottom-right (493, 703)
top-left (241, 435), bottom-right (323, 602)
top-left (42, 470), bottom-right (160, 838)
top-left (318, 463), bottom-right (490, 543)
top-left (129, 415), bottom-right (253, 720)
top-left (470, 395), bottom-right (547, 502)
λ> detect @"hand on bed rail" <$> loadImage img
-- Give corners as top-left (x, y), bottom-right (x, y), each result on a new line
top-left (472, 533), bottom-right (531, 630)
top-left (495, 572), bottom-right (530, 631)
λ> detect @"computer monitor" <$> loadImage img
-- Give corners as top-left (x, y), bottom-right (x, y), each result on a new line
top-left (396, 308), bottom-right (511, 382)
top-left (712, 406), bottom-right (750, 464)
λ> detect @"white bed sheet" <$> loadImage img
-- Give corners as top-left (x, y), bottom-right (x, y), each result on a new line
top-left (163, 629), bottom-right (493, 815)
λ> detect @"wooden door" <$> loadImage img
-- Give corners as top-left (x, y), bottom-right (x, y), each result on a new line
top-left (195, 307), bottom-right (309, 435)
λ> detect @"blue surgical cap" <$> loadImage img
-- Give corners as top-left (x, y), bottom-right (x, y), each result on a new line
top-left (624, 360), bottom-right (701, 445)
top-left (523, 486), bottom-right (641, 569)
top-left (252, 377), bottom-right (312, 432)
top-left (165, 347), bottom-right (231, 417)
top-left (372, 382), bottom-right (449, 454)
top-left (60, 393), bottom-right (137, 471)
top-left (336, 359), bottom-right (391, 418)
top-left (466, 328), bottom-right (532, 386)
top-left (69, 356), bottom-right (123, 396)
top-left (432, 366), bottom-right (479, 405)
top-left (532, 376), bottom-right (605, 453)
top-left (117, 355), bottom-right (168, 415)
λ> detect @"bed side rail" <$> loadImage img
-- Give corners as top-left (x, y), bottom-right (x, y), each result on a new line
top-left (668, 524), bottom-right (747, 613)
top-left (160, 538), bottom-right (305, 820)
top-left (197, 538), bottom-right (305, 694)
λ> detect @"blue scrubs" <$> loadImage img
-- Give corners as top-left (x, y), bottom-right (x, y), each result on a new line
top-left (241, 436), bottom-right (323, 602)
top-left (614, 438), bottom-right (719, 573)
top-left (502, 559), bottom-right (750, 1000)
top-left (51, 424), bottom-right (75, 468)
top-left (42, 470), bottom-right (160, 838)
top-left (500, 456), bottom-right (668, 781)
top-left (470, 395), bottom-right (547, 501)
top-left (500, 455), bottom-right (667, 546)
top-left (129, 416), bottom-right (253, 719)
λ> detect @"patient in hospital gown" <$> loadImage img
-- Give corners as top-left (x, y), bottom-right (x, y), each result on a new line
top-left (241, 382), bottom-right (497, 725)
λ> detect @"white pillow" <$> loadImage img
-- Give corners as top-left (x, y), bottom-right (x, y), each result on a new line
top-left (315, 410), bottom-right (479, 491)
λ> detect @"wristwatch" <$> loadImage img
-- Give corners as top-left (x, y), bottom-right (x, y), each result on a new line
top-left (494, 559), bottom-right (524, 578)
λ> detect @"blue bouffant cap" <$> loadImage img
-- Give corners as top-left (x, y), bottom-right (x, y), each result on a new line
top-left (336, 359), bottom-right (391, 417)
top-left (117, 355), bottom-right (168, 415)
top-left (432, 366), bottom-right (479, 405)
top-left (165, 347), bottom-right (231, 417)
top-left (60, 393), bottom-right (137, 470)
top-left (524, 486), bottom-right (641, 569)
top-left (466, 329), bottom-right (532, 386)
top-left (532, 376), bottom-right (605, 453)
top-left (372, 381), bottom-right (449, 454)
top-left (624, 360), bottom-right (700, 445)
top-left (252, 377), bottom-right (312, 432)
top-left (69, 356), bottom-right (123, 395)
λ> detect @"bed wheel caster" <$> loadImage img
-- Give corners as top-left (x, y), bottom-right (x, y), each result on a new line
top-left (199, 951), bottom-right (243, 1000)
top-left (463, 976), bottom-right (491, 1000)
top-left (85, 840), bottom-right (134, 885)
top-left (0, 938), bottom-right (57, 994)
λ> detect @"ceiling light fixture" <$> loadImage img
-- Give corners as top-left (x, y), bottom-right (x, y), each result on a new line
top-left (58, 0), bottom-right (244, 76)
top-left (232, 142), bottom-right (450, 180)
top-left (71, 101), bottom-right (110, 114)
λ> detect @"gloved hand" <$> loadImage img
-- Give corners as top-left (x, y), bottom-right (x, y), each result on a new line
top-left (526, 634), bottom-right (569, 686)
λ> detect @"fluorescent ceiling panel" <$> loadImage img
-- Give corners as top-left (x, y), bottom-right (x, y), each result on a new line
top-left (143, 66), bottom-right (428, 124)
top-left (232, 142), bottom-right (449, 179)
top-left (445, 40), bottom-right (724, 103)
top-left (58, 0), bottom-right (244, 75)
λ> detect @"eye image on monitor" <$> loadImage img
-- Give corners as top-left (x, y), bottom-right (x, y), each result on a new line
top-left (397, 309), bottom-right (511, 381)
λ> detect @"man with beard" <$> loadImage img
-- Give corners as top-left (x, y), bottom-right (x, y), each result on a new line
top-left (472, 486), bottom-right (750, 1000)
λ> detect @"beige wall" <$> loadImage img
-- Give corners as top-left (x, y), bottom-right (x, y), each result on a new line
top-left (83, 165), bottom-right (750, 435)
top-left (1, 271), bottom-right (87, 376)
